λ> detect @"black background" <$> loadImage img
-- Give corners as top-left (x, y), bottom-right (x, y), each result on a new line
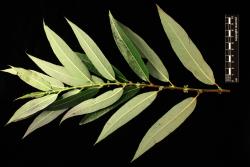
top-left (0, 0), bottom-right (247, 167)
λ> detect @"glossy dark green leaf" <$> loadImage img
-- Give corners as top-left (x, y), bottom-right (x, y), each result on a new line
top-left (109, 12), bottom-right (149, 82)
top-left (157, 5), bottom-right (215, 85)
top-left (96, 91), bottom-right (158, 144)
top-left (48, 88), bottom-right (99, 110)
top-left (61, 88), bottom-right (123, 123)
top-left (117, 22), bottom-right (170, 82)
top-left (66, 19), bottom-right (115, 81)
top-left (79, 86), bottom-right (139, 125)
top-left (7, 94), bottom-right (58, 124)
top-left (132, 96), bottom-right (197, 161)
top-left (44, 23), bottom-right (92, 83)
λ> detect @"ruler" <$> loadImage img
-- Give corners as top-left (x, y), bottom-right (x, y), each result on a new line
top-left (225, 15), bottom-right (239, 83)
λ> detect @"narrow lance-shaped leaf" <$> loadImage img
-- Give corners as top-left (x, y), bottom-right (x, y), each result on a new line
top-left (23, 89), bottom-right (82, 138)
top-left (7, 94), bottom-right (58, 124)
top-left (76, 52), bottom-right (128, 82)
top-left (118, 22), bottom-right (170, 82)
top-left (28, 54), bottom-right (86, 86)
top-left (48, 88), bottom-right (99, 110)
top-left (96, 91), bottom-right (158, 144)
top-left (91, 75), bottom-right (104, 84)
top-left (132, 96), bottom-right (197, 161)
top-left (61, 88), bottom-right (123, 123)
top-left (30, 70), bottom-right (64, 89)
top-left (16, 92), bottom-right (48, 100)
top-left (43, 23), bottom-right (91, 83)
top-left (3, 67), bottom-right (51, 91)
top-left (157, 5), bottom-right (215, 85)
top-left (66, 19), bottom-right (115, 81)
top-left (109, 12), bottom-right (149, 82)
top-left (80, 86), bottom-right (140, 125)
top-left (146, 62), bottom-right (169, 83)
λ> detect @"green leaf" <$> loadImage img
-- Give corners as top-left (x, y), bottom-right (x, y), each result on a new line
top-left (118, 22), bottom-right (170, 82)
top-left (146, 62), bottom-right (169, 82)
top-left (79, 86), bottom-right (139, 125)
top-left (109, 12), bottom-right (149, 82)
top-left (48, 88), bottom-right (99, 110)
top-left (77, 52), bottom-right (128, 82)
top-left (96, 91), bottom-right (158, 144)
top-left (132, 96), bottom-right (197, 161)
top-left (28, 54), bottom-right (86, 86)
top-left (7, 94), bottom-right (58, 124)
top-left (22, 89), bottom-right (81, 138)
top-left (4, 67), bottom-right (52, 91)
top-left (76, 52), bottom-right (101, 76)
top-left (112, 66), bottom-right (128, 82)
top-left (43, 23), bottom-right (92, 83)
top-left (91, 75), bottom-right (104, 84)
top-left (157, 5), bottom-right (215, 85)
top-left (61, 87), bottom-right (123, 123)
top-left (16, 91), bottom-right (48, 100)
top-left (23, 108), bottom-right (67, 139)
top-left (66, 19), bottom-right (115, 81)
top-left (30, 70), bottom-right (64, 89)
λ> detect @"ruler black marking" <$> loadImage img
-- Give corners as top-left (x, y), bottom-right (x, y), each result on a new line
top-left (225, 14), bottom-right (239, 83)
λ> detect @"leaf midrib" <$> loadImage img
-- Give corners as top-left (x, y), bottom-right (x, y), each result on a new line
top-left (103, 92), bottom-right (157, 136)
top-left (47, 27), bottom-right (92, 83)
top-left (141, 97), bottom-right (196, 150)
top-left (111, 18), bottom-right (148, 81)
top-left (14, 94), bottom-right (57, 121)
top-left (72, 24), bottom-right (115, 81)
top-left (163, 14), bottom-right (213, 84)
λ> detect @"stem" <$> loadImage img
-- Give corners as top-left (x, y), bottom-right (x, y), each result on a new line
top-left (51, 82), bottom-right (230, 94)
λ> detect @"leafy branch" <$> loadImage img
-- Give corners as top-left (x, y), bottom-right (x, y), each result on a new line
top-left (1, 5), bottom-right (230, 162)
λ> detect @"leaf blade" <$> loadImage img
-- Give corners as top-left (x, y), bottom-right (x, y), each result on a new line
top-left (28, 54), bottom-right (86, 86)
top-left (61, 88), bottom-right (123, 123)
top-left (132, 96), bottom-right (197, 161)
top-left (66, 19), bottom-right (115, 81)
top-left (23, 108), bottom-right (67, 138)
top-left (4, 67), bottom-right (52, 91)
top-left (157, 5), bottom-right (215, 85)
top-left (109, 12), bottom-right (149, 82)
top-left (48, 88), bottom-right (99, 110)
top-left (43, 23), bottom-right (91, 83)
top-left (96, 91), bottom-right (158, 144)
top-left (118, 22), bottom-right (170, 82)
top-left (7, 94), bottom-right (58, 124)
top-left (79, 86), bottom-right (140, 125)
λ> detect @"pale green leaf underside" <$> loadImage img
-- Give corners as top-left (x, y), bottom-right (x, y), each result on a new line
top-left (28, 54), bottom-right (86, 86)
top-left (79, 86), bottom-right (140, 125)
top-left (30, 70), bottom-right (64, 89)
top-left (43, 23), bottom-right (91, 83)
top-left (16, 92), bottom-right (48, 100)
top-left (7, 94), bottom-right (58, 124)
top-left (76, 52), bottom-right (128, 82)
top-left (22, 89), bottom-right (82, 138)
top-left (118, 22), bottom-right (170, 82)
top-left (61, 87), bottom-right (123, 122)
top-left (132, 96), bottom-right (197, 161)
top-left (96, 91), bottom-right (158, 144)
top-left (5, 67), bottom-right (51, 91)
top-left (66, 19), bottom-right (115, 81)
top-left (109, 12), bottom-right (149, 82)
top-left (146, 62), bottom-right (168, 82)
top-left (91, 75), bottom-right (104, 84)
top-left (157, 5), bottom-right (215, 85)
top-left (23, 108), bottom-right (67, 138)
